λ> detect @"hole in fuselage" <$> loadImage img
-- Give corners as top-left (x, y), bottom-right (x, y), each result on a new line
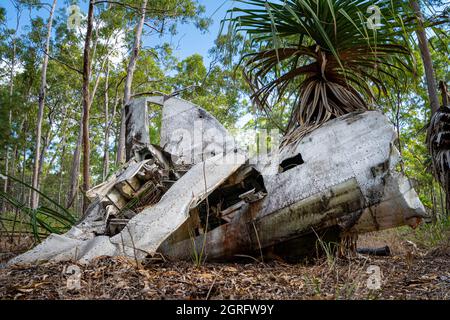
top-left (192, 166), bottom-right (266, 233)
top-left (279, 153), bottom-right (304, 172)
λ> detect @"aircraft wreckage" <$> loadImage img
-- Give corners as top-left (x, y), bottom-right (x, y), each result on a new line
top-left (8, 96), bottom-right (426, 265)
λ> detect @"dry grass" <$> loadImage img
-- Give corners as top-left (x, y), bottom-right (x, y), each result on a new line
top-left (358, 217), bottom-right (450, 254)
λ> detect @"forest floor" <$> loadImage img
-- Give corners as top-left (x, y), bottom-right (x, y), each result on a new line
top-left (0, 226), bottom-right (449, 300)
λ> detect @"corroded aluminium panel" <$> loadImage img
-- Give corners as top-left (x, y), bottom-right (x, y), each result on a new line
top-left (159, 179), bottom-right (363, 261)
top-left (147, 96), bottom-right (238, 165)
top-left (255, 111), bottom-right (426, 232)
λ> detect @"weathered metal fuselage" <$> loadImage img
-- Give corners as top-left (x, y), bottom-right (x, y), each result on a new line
top-left (8, 97), bottom-right (426, 265)
top-left (158, 103), bottom-right (426, 261)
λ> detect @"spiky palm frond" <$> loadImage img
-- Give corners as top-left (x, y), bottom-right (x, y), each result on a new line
top-left (0, 175), bottom-right (77, 241)
top-left (227, 0), bottom-right (419, 145)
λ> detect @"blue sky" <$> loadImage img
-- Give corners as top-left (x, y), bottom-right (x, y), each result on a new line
top-left (1, 0), bottom-right (234, 64)
top-left (159, 0), bottom-right (233, 63)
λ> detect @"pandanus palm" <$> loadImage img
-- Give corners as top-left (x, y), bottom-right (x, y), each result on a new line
top-left (427, 82), bottom-right (450, 213)
top-left (227, 0), bottom-right (417, 146)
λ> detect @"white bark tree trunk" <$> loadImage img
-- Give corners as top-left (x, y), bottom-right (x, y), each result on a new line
top-left (66, 120), bottom-right (83, 209)
top-left (30, 0), bottom-right (57, 209)
top-left (103, 61), bottom-right (110, 181)
top-left (117, 0), bottom-right (148, 163)
top-left (81, 0), bottom-right (95, 213)
top-left (2, 8), bottom-right (20, 213)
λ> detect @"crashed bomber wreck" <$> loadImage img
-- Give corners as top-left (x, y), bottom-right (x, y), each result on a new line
top-left (9, 96), bottom-right (426, 265)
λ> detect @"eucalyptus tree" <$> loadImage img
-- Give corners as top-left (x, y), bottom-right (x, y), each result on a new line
top-left (121, 0), bottom-right (148, 163)
top-left (410, 0), bottom-right (450, 214)
top-left (0, 1), bottom-right (23, 213)
top-left (80, 0), bottom-right (95, 212)
top-left (62, 0), bottom-right (129, 210)
top-left (29, 0), bottom-right (58, 210)
top-left (409, 0), bottom-right (446, 115)
top-left (110, 0), bottom-right (211, 163)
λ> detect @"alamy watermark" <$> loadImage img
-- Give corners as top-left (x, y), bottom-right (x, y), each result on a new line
top-left (65, 264), bottom-right (82, 291)
top-left (366, 265), bottom-right (382, 290)
top-left (367, 5), bottom-right (382, 30)
top-left (68, 3), bottom-right (383, 32)
top-left (67, 4), bottom-right (82, 30)
top-left (163, 118), bottom-right (282, 172)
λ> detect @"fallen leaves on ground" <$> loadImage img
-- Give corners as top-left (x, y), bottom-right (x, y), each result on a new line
top-left (0, 249), bottom-right (449, 300)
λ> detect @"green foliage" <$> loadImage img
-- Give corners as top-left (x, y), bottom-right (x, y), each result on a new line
top-left (414, 216), bottom-right (450, 248)
top-left (0, 174), bottom-right (77, 240)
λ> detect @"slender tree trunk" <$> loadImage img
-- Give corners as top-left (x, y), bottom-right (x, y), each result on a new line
top-left (38, 128), bottom-right (51, 180)
top-left (103, 61), bottom-right (110, 181)
top-left (20, 118), bottom-right (28, 205)
top-left (410, 0), bottom-right (439, 115)
top-left (395, 92), bottom-right (405, 174)
top-left (117, 110), bottom-right (126, 165)
top-left (66, 119), bottom-right (83, 209)
top-left (2, 110), bottom-right (11, 212)
top-left (10, 119), bottom-right (24, 214)
top-left (81, 0), bottom-right (95, 213)
top-left (10, 118), bottom-right (24, 179)
top-left (112, 85), bottom-right (122, 166)
top-left (117, 0), bottom-right (148, 163)
top-left (58, 142), bottom-right (67, 206)
top-left (412, 1), bottom-right (448, 217)
top-left (2, 29), bottom-right (17, 214)
top-left (30, 0), bottom-right (57, 209)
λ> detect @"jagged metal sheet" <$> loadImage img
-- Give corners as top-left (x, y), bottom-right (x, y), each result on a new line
top-left (8, 152), bottom-right (246, 265)
top-left (147, 96), bottom-right (239, 165)
top-left (108, 151), bottom-right (246, 258)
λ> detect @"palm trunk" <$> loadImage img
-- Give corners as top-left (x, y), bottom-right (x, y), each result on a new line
top-left (30, 0), bottom-right (57, 209)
